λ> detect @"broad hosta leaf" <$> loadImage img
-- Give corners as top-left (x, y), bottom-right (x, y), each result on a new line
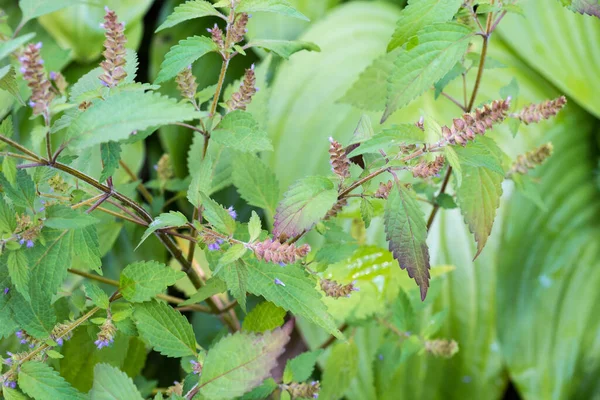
top-left (282, 349), bottom-right (323, 383)
top-left (0, 170), bottom-right (36, 210)
top-left (44, 205), bottom-right (99, 230)
top-left (559, 0), bottom-right (600, 17)
top-left (120, 261), bottom-right (185, 302)
top-left (180, 277), bottom-right (226, 305)
top-left (384, 180), bottom-right (430, 300)
top-left (137, 211), bottom-right (188, 249)
top-left (134, 300), bottom-right (197, 357)
top-left (0, 33), bottom-right (36, 61)
top-left (454, 137), bottom-right (504, 258)
top-left (236, 0), bottom-right (309, 21)
top-left (89, 364), bottom-right (144, 400)
top-left (387, 0), bottom-right (464, 51)
top-left (83, 282), bottom-right (109, 309)
top-left (273, 176), bottom-right (338, 239)
top-left (201, 193), bottom-right (236, 235)
top-left (156, 0), bottom-right (224, 32)
top-left (243, 301), bottom-right (286, 333)
top-left (320, 341), bottom-right (359, 400)
top-left (155, 36), bottom-right (218, 84)
top-left (67, 91), bottom-right (200, 148)
top-left (18, 361), bottom-right (86, 400)
top-left (232, 153), bottom-right (280, 215)
top-left (99, 141), bottom-right (121, 183)
top-left (246, 39), bottom-right (320, 59)
top-left (382, 23), bottom-right (473, 122)
top-left (245, 259), bottom-right (343, 339)
top-left (199, 322), bottom-right (293, 399)
top-left (19, 0), bottom-right (80, 22)
top-left (211, 111), bottom-right (273, 153)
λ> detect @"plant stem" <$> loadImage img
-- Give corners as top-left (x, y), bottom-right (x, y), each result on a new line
top-left (0, 151), bottom-right (40, 162)
top-left (0, 134), bottom-right (43, 161)
top-left (441, 92), bottom-right (467, 112)
top-left (119, 159), bottom-right (154, 204)
top-left (426, 166), bottom-right (452, 230)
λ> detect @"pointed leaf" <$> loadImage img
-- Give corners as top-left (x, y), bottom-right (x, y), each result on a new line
top-left (99, 141), bottom-right (121, 183)
top-left (156, 0), bottom-right (224, 32)
top-left (187, 151), bottom-right (213, 207)
top-left (28, 229), bottom-right (73, 298)
top-left (120, 261), bottom-right (186, 302)
top-left (282, 349), bottom-right (323, 384)
top-left (18, 361), bottom-right (86, 400)
top-left (248, 211), bottom-right (262, 242)
top-left (0, 33), bottom-right (36, 60)
top-left (7, 250), bottom-right (29, 299)
top-left (246, 40), bottom-right (320, 59)
top-left (155, 36), bottom-right (218, 84)
top-left (232, 153), bottom-right (280, 215)
top-left (560, 0), bottom-right (600, 18)
top-left (219, 258), bottom-right (248, 312)
top-left (180, 277), bottom-right (227, 305)
top-left (236, 0), bottom-right (309, 20)
top-left (0, 195), bottom-right (16, 234)
top-left (200, 194), bottom-right (236, 235)
top-left (45, 205), bottom-right (99, 229)
top-left (243, 301), bottom-right (286, 333)
top-left (11, 289), bottom-right (56, 339)
top-left (19, 0), bottom-right (80, 22)
top-left (83, 282), bottom-right (109, 309)
top-left (137, 211), bottom-right (188, 249)
top-left (0, 65), bottom-right (25, 106)
top-left (0, 170), bottom-right (36, 210)
top-left (89, 364), bottom-right (144, 400)
top-left (212, 111), bottom-right (273, 153)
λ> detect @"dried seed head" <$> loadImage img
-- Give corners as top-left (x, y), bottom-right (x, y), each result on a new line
top-left (226, 65), bottom-right (257, 111)
top-left (515, 96), bottom-right (567, 125)
top-left (156, 154), bottom-right (173, 182)
top-left (324, 198), bottom-right (347, 220)
top-left (443, 98), bottom-right (511, 146)
top-left (252, 238), bottom-right (311, 265)
top-left (374, 181), bottom-right (393, 199)
top-left (329, 137), bottom-right (351, 180)
top-left (425, 339), bottom-right (459, 358)
top-left (99, 8), bottom-right (127, 88)
top-left (282, 381), bottom-right (320, 399)
top-left (176, 65), bottom-right (198, 104)
top-left (207, 23), bottom-right (225, 50)
top-left (412, 155), bottom-right (445, 178)
top-left (508, 142), bottom-right (554, 176)
top-left (320, 278), bottom-right (358, 298)
top-left (19, 42), bottom-right (54, 123)
top-left (229, 13), bottom-right (249, 44)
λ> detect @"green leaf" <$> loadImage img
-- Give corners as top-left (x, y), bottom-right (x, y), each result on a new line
top-left (219, 259), bottom-right (249, 312)
top-left (282, 349), bottom-right (323, 384)
top-left (2, 387), bottom-right (29, 400)
top-left (18, 361), bottom-right (85, 400)
top-left (232, 153), bottom-right (280, 215)
top-left (0, 33), bottom-right (36, 61)
top-left (156, 0), bottom-right (224, 32)
top-left (10, 290), bottom-right (56, 339)
top-left (512, 173), bottom-right (546, 211)
top-left (8, 250), bottom-right (29, 299)
top-left (121, 261), bottom-right (186, 302)
top-left (187, 151), bottom-right (213, 208)
top-left (67, 91), bottom-right (200, 148)
top-left (0, 170), bottom-right (36, 210)
top-left (71, 226), bottom-right (102, 274)
top-left (444, 146), bottom-right (462, 187)
top-left (347, 124), bottom-right (425, 157)
top-left (215, 244), bottom-right (248, 276)
top-left (243, 301), bottom-right (286, 333)
top-left (0, 195), bottom-right (16, 233)
top-left (212, 111), bottom-right (273, 153)
top-left (246, 39), bottom-right (320, 59)
top-left (0, 65), bottom-right (25, 106)
top-left (382, 22), bottom-right (473, 122)
top-left (89, 364), bottom-right (144, 400)
top-left (434, 62), bottom-right (466, 99)
top-left (200, 194), bottom-right (236, 235)
top-left (453, 139), bottom-right (505, 175)
top-left (384, 180), bottom-right (430, 301)
top-left (387, 0), bottom-right (463, 51)
top-left (19, 0), bottom-right (80, 22)
top-left (360, 198), bottom-right (374, 229)
top-left (83, 282), bottom-right (109, 309)
top-left (435, 193), bottom-right (457, 209)
top-left (180, 277), bottom-right (226, 305)
top-left (273, 176), bottom-right (338, 239)
top-left (236, 0), bottom-right (309, 20)
top-left (320, 341), bottom-right (359, 400)
top-left (99, 141), bottom-right (122, 183)
top-left (28, 229), bottom-right (73, 298)
top-left (248, 211), bottom-right (262, 242)
top-left (155, 36), bottom-right (218, 84)
top-left (45, 205), bottom-right (99, 230)
top-left (2, 157), bottom-right (17, 185)
top-left (134, 300), bottom-right (197, 358)
top-left (245, 260), bottom-right (343, 339)
top-left (199, 322), bottom-right (293, 399)
top-left (559, 0), bottom-right (600, 17)
top-left (239, 378), bottom-right (278, 400)
top-left (137, 211), bottom-right (188, 249)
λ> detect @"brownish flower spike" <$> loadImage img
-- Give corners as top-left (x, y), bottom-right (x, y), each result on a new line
top-left (176, 65), bottom-right (198, 106)
top-left (227, 65), bottom-right (257, 112)
top-left (252, 238), bottom-right (310, 265)
top-left (374, 181), bottom-right (393, 199)
top-left (207, 23), bottom-right (225, 50)
top-left (508, 142), bottom-right (554, 176)
top-left (320, 278), bottom-right (358, 298)
top-left (442, 98), bottom-right (511, 146)
top-left (99, 7), bottom-right (127, 88)
top-left (515, 96), bottom-right (567, 125)
top-left (282, 381), bottom-right (320, 399)
top-left (229, 13), bottom-right (249, 45)
top-left (329, 137), bottom-right (351, 180)
top-left (324, 198), bottom-right (347, 220)
top-left (19, 42), bottom-right (54, 123)
top-left (412, 155), bottom-right (445, 178)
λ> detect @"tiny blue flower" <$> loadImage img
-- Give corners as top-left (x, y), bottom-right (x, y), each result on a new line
top-left (227, 206), bottom-right (237, 220)
top-left (274, 278), bottom-right (285, 287)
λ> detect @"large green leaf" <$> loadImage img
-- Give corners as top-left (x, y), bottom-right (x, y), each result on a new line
top-left (155, 0), bottom-right (224, 32)
top-left (89, 364), bottom-right (144, 400)
top-left (19, 0), bottom-right (80, 22)
top-left (120, 261), bottom-right (185, 302)
top-left (246, 39), bottom-right (320, 59)
top-left (154, 36), bottom-right (218, 84)
top-left (18, 361), bottom-right (86, 400)
top-left (211, 111), bottom-right (273, 153)
top-left (320, 341), bottom-right (359, 400)
top-left (236, 0), bottom-right (309, 21)
top-left (232, 153), bottom-right (280, 216)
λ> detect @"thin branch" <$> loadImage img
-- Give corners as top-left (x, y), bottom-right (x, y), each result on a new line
top-left (0, 151), bottom-right (40, 163)
top-left (441, 92), bottom-right (467, 112)
top-left (173, 122), bottom-right (206, 135)
top-left (118, 159), bottom-right (154, 205)
top-left (71, 193), bottom-right (106, 210)
top-left (319, 323), bottom-right (349, 349)
top-left (0, 134), bottom-right (43, 161)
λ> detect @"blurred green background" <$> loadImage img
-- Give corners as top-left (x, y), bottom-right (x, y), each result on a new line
top-left (0, 0), bottom-right (599, 399)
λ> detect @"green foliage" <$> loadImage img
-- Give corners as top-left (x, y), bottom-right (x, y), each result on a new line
top-left (99, 142), bottom-right (122, 183)
top-left (44, 205), bottom-right (99, 230)
top-left (155, 36), bottom-right (218, 84)
top-left (236, 0), bottom-right (309, 20)
top-left (243, 301), bottom-right (286, 333)
top-left (283, 349), bottom-right (323, 383)
top-left (155, 0), bottom-right (224, 32)
top-left (18, 0), bottom-right (81, 22)
top-left (246, 39), bottom-right (320, 59)
top-left (120, 261), bottom-right (185, 302)
top-left (138, 211), bottom-right (188, 248)
top-left (320, 341), bottom-right (359, 400)
top-left (559, 0), bottom-right (600, 17)
top-left (0, 170), bottom-right (36, 210)
top-left (89, 364), bottom-right (144, 400)
top-left (18, 361), bottom-right (86, 400)
top-left (83, 282), bottom-right (110, 309)
top-left (181, 277), bottom-right (227, 305)
top-left (232, 153), bottom-right (280, 215)
top-left (211, 111), bottom-right (273, 153)
top-left (200, 193), bottom-right (237, 235)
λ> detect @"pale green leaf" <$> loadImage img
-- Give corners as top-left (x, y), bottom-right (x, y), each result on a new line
top-left (347, 124), bottom-right (425, 157)
top-left (67, 91), bottom-right (199, 148)
top-left (215, 244), bottom-right (248, 276)
top-left (248, 211), bottom-right (262, 242)
top-left (282, 349), bottom-right (323, 384)
top-left (180, 277), bottom-right (226, 305)
top-left (8, 250), bottom-right (29, 299)
top-left (28, 229), bottom-right (72, 298)
top-left (45, 205), bottom-right (99, 230)
top-left (387, 0), bottom-right (464, 51)
top-left (444, 146), bottom-right (462, 187)
top-left (187, 151), bottom-right (213, 208)
top-left (2, 157), bottom-right (17, 185)
top-left (232, 153), bottom-right (279, 215)
top-left (0, 33), bottom-right (36, 61)
top-left (360, 198), bottom-right (373, 229)
top-left (273, 176), bottom-right (338, 239)
top-left (155, 36), bottom-right (218, 84)
top-left (156, 0), bottom-right (224, 32)
top-left (212, 111), bottom-right (273, 153)
top-left (0, 170), bottom-right (36, 210)
top-left (19, 0), bottom-right (80, 22)
top-left (2, 387), bottom-right (29, 400)
top-left (434, 62), bottom-right (466, 99)
top-left (18, 361), bottom-right (85, 400)
top-left (236, 0), bottom-right (309, 20)
top-left (0, 195), bottom-right (16, 234)
top-left (512, 173), bottom-right (546, 211)
top-left (243, 301), bottom-right (286, 333)
top-left (89, 364), bottom-right (144, 400)
top-left (0, 65), bottom-right (25, 106)
top-left (246, 39), bottom-right (320, 59)
top-left (384, 180), bottom-right (430, 300)
top-left (382, 23), bottom-right (473, 122)
top-left (219, 259), bottom-right (249, 312)
top-left (99, 142), bottom-right (121, 183)
top-left (199, 323), bottom-right (293, 399)
top-left (83, 282), bottom-right (109, 309)
top-left (121, 261), bottom-right (186, 302)
top-left (453, 139), bottom-right (505, 175)
top-left (320, 341), bottom-right (359, 400)
top-left (200, 193), bottom-right (236, 235)
top-left (239, 378), bottom-right (278, 400)
top-left (134, 300), bottom-right (197, 358)
top-left (137, 211), bottom-right (188, 249)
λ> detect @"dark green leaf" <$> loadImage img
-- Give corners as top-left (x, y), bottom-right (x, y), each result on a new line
top-left (99, 141), bottom-right (121, 183)
top-left (243, 301), bottom-right (286, 333)
top-left (18, 361), bottom-right (86, 400)
top-left (120, 261), bottom-right (186, 303)
top-left (212, 111), bottom-right (273, 153)
top-left (89, 363), bottom-right (144, 400)
top-left (45, 205), bottom-right (99, 230)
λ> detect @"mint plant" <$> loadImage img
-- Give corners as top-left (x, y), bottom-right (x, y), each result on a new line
top-left (0, 0), bottom-right (571, 399)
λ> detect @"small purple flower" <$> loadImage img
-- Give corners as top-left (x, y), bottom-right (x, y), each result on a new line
top-left (26, 240), bottom-right (34, 248)
top-left (313, 395), bottom-right (318, 399)
top-left (56, 337), bottom-right (64, 346)
top-left (99, 80), bottom-right (109, 87)
top-left (208, 242), bottom-right (220, 251)
top-left (3, 287), bottom-right (8, 295)
top-left (227, 206), bottom-right (237, 220)
top-left (94, 338), bottom-right (113, 349)
top-left (28, 100), bottom-right (36, 108)
top-left (274, 278), bottom-right (285, 287)
top-left (3, 380), bottom-right (17, 389)
top-left (378, 354), bottom-right (384, 361)
top-left (190, 360), bottom-right (202, 375)
top-left (49, 71), bottom-right (57, 80)
top-left (99, 23), bottom-right (105, 29)
top-left (19, 66), bottom-right (26, 74)
top-left (19, 239), bottom-right (25, 245)
top-left (153, 164), bottom-right (158, 171)
top-left (15, 331), bottom-right (24, 339)
top-left (34, 42), bottom-right (42, 50)
top-left (278, 262), bottom-right (286, 267)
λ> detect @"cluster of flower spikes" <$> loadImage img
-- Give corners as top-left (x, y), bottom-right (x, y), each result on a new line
top-left (229, 12), bottom-right (249, 44)
top-left (99, 7), bottom-right (127, 88)
top-left (329, 137), bottom-right (351, 180)
top-left (412, 155), bottom-right (445, 178)
top-left (19, 42), bottom-right (54, 122)
top-left (442, 98), bottom-right (511, 146)
top-left (320, 278), bottom-right (359, 298)
top-left (515, 96), bottom-right (567, 125)
top-left (509, 142), bottom-right (554, 176)
top-left (227, 65), bottom-right (257, 111)
top-left (176, 65), bottom-right (198, 104)
top-left (252, 238), bottom-right (311, 265)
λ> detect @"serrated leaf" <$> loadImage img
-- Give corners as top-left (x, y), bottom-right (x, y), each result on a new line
top-left (18, 361), bottom-right (86, 400)
top-left (434, 62), bottom-right (466, 99)
top-left (0, 170), bottom-right (36, 210)
top-left (156, 0), bottom-right (224, 32)
top-left (212, 111), bottom-right (273, 153)
top-left (0, 65), bottom-right (25, 106)
top-left (11, 289), bottom-right (56, 339)
top-left (560, 0), bottom-right (600, 17)
top-left (45, 205), bottom-right (99, 229)
top-left (219, 259), bottom-right (249, 312)
top-left (71, 226), bottom-right (102, 274)
top-left (2, 157), bottom-right (17, 185)
top-left (320, 341), bottom-right (359, 400)
top-left (243, 301), bottom-right (286, 333)
top-left (444, 145), bottom-right (462, 187)
top-left (121, 261), bottom-right (186, 302)
top-left (199, 322), bottom-right (293, 399)
top-left (137, 211), bottom-right (188, 249)
top-left (236, 0), bottom-right (309, 20)
top-left (0, 33), bottom-right (36, 60)
top-left (273, 176), bottom-right (338, 239)
top-left (89, 364), bottom-right (144, 400)
top-left (8, 250), bottom-right (29, 299)
top-left (19, 0), bottom-right (80, 22)
top-left (99, 141), bottom-right (121, 183)
top-left (2, 387), bottom-right (29, 400)
top-left (232, 153), bottom-right (279, 215)
top-left (435, 193), bottom-right (457, 209)
top-left (382, 23), bottom-right (473, 122)
top-left (200, 193), bottom-right (236, 235)
top-left (384, 180), bottom-right (430, 301)
top-left (360, 198), bottom-right (374, 229)
top-left (67, 91), bottom-right (200, 148)
top-left (239, 378), bottom-right (278, 400)
top-left (347, 124), bottom-right (425, 157)
top-left (28, 229), bottom-right (73, 298)
top-left (187, 151), bottom-right (213, 207)
top-left (246, 39), bottom-right (320, 59)
top-left (155, 36), bottom-right (218, 84)
top-left (453, 139), bottom-right (505, 175)
top-left (282, 349), bottom-right (323, 384)
top-left (215, 244), bottom-right (248, 275)
top-left (83, 282), bottom-right (109, 309)
top-left (134, 300), bottom-right (197, 358)
top-left (0, 195), bottom-right (16, 234)
top-left (180, 276), bottom-right (227, 305)
top-left (387, 0), bottom-right (464, 51)
top-left (245, 259), bottom-right (343, 339)
top-left (248, 211), bottom-right (262, 242)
